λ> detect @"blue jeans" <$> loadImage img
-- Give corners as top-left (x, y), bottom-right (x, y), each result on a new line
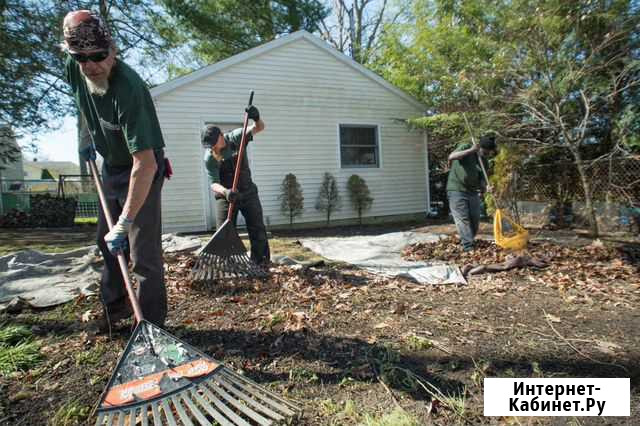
top-left (448, 190), bottom-right (481, 250)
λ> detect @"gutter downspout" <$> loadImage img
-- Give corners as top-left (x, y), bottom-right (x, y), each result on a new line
top-left (423, 130), bottom-right (430, 217)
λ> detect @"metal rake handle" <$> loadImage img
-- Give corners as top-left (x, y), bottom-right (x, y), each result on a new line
top-left (462, 113), bottom-right (499, 209)
top-left (226, 90), bottom-right (254, 220)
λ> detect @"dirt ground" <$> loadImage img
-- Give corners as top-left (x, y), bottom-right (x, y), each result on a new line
top-left (0, 222), bottom-right (638, 425)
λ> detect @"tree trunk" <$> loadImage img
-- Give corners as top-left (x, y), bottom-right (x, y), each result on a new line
top-left (571, 148), bottom-right (599, 236)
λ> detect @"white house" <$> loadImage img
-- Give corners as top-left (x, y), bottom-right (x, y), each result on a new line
top-left (151, 31), bottom-right (429, 233)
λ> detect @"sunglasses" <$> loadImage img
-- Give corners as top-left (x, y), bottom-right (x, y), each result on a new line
top-left (70, 50), bottom-right (110, 63)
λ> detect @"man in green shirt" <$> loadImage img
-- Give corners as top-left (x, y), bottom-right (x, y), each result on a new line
top-left (62, 10), bottom-right (167, 330)
top-left (446, 135), bottom-right (497, 251)
top-left (201, 108), bottom-right (270, 265)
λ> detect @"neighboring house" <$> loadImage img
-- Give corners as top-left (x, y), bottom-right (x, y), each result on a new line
top-left (23, 161), bottom-right (80, 180)
top-left (23, 161), bottom-right (81, 194)
top-left (151, 30), bottom-right (429, 233)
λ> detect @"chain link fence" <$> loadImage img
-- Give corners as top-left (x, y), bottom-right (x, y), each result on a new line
top-left (0, 174), bottom-right (99, 220)
top-left (515, 155), bottom-right (640, 204)
top-left (511, 155), bottom-right (640, 232)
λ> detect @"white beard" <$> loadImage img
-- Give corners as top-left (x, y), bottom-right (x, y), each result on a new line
top-left (84, 75), bottom-right (109, 96)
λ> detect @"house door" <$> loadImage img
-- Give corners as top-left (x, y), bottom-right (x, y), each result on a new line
top-left (204, 123), bottom-right (253, 230)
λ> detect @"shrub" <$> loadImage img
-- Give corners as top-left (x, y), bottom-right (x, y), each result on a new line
top-left (347, 174), bottom-right (373, 225)
top-left (315, 172), bottom-right (341, 225)
top-left (279, 173), bottom-right (304, 226)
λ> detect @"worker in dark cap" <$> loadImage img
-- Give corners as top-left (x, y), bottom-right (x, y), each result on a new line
top-left (201, 108), bottom-right (270, 266)
top-left (446, 134), bottom-right (497, 251)
top-left (61, 10), bottom-right (168, 331)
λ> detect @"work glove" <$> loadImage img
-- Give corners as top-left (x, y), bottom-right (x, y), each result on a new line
top-left (104, 215), bottom-right (133, 254)
top-left (223, 188), bottom-right (239, 203)
top-left (246, 105), bottom-right (260, 121)
top-left (80, 144), bottom-right (97, 162)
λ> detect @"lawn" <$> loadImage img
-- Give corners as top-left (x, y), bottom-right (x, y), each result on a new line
top-left (0, 223), bottom-right (638, 425)
top-left (0, 228), bottom-right (96, 256)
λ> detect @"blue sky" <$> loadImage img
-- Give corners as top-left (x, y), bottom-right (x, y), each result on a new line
top-left (24, 116), bottom-right (78, 164)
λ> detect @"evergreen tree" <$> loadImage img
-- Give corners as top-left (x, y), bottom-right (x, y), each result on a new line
top-left (347, 174), bottom-right (372, 225)
top-left (157, 0), bottom-right (329, 64)
top-left (315, 172), bottom-right (341, 225)
top-left (279, 173), bottom-right (304, 226)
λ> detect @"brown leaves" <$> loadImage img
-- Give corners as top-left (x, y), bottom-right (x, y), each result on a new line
top-left (402, 237), bottom-right (639, 300)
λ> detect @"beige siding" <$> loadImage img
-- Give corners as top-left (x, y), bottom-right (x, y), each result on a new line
top-left (155, 37), bottom-right (426, 232)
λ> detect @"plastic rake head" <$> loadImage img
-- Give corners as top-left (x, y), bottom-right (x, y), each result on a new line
top-left (95, 320), bottom-right (300, 425)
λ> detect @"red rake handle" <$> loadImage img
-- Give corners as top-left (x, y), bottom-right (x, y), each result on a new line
top-left (226, 90), bottom-right (254, 220)
top-left (88, 158), bottom-right (144, 323)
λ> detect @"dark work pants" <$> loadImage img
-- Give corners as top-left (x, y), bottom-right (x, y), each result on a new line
top-left (215, 184), bottom-right (270, 265)
top-left (447, 190), bottom-right (481, 251)
top-left (97, 168), bottom-right (166, 326)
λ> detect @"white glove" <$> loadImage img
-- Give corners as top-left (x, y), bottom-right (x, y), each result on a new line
top-left (104, 215), bottom-right (133, 254)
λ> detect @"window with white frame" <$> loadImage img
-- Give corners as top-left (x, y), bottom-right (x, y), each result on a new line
top-left (339, 124), bottom-right (379, 168)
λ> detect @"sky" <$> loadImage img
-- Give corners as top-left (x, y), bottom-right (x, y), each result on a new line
top-left (24, 115), bottom-right (79, 164)
top-left (23, 0), bottom-right (395, 164)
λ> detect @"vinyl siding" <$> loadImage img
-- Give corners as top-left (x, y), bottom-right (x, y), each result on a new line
top-left (154, 35), bottom-right (426, 232)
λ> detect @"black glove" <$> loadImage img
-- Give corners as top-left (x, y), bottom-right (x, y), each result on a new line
top-left (246, 105), bottom-right (260, 121)
top-left (223, 188), bottom-right (239, 202)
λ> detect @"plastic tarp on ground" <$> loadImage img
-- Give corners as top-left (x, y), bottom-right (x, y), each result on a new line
top-left (0, 234), bottom-right (203, 311)
top-left (0, 247), bottom-right (100, 310)
top-left (300, 231), bottom-right (467, 285)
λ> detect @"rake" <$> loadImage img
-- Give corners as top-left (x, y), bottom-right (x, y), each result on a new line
top-left (462, 114), bottom-right (529, 251)
top-left (87, 157), bottom-right (300, 425)
top-left (191, 91), bottom-right (267, 283)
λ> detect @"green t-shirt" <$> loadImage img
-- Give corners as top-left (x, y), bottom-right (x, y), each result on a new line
top-left (446, 143), bottom-right (488, 192)
top-left (204, 128), bottom-right (253, 189)
top-left (65, 56), bottom-right (165, 167)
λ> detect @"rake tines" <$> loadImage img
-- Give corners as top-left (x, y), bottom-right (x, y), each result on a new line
top-left (191, 252), bottom-right (267, 282)
top-left (190, 219), bottom-right (268, 284)
top-left (95, 321), bottom-right (300, 426)
top-left (96, 374), bottom-right (300, 425)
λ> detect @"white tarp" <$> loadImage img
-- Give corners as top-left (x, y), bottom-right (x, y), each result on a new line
top-left (0, 247), bottom-right (100, 309)
top-left (0, 233), bottom-right (203, 311)
top-left (300, 231), bottom-right (467, 285)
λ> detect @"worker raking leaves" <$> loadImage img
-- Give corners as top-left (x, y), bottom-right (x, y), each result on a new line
top-left (61, 9), bottom-right (168, 332)
top-left (191, 92), bottom-right (270, 282)
top-left (446, 131), bottom-right (497, 252)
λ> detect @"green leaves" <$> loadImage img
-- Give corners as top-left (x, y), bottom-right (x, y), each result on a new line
top-left (158, 0), bottom-right (328, 63)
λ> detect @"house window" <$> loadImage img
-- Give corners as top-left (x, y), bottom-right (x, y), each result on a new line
top-left (339, 124), bottom-right (379, 168)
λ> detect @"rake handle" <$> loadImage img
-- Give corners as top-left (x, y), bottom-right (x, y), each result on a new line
top-left (226, 90), bottom-right (254, 220)
top-left (88, 158), bottom-right (144, 324)
top-left (461, 113), bottom-right (500, 209)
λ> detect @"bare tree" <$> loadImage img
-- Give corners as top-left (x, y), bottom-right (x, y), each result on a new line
top-left (501, 18), bottom-right (640, 237)
top-left (320, 0), bottom-right (406, 63)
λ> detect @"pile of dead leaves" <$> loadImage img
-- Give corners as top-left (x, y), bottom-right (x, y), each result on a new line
top-left (403, 236), bottom-right (636, 267)
top-left (403, 236), bottom-right (640, 291)
top-left (403, 236), bottom-right (501, 264)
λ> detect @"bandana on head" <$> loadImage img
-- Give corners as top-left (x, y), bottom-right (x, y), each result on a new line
top-left (63, 11), bottom-right (112, 53)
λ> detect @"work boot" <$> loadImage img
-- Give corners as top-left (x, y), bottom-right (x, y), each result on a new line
top-left (88, 298), bottom-right (133, 335)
